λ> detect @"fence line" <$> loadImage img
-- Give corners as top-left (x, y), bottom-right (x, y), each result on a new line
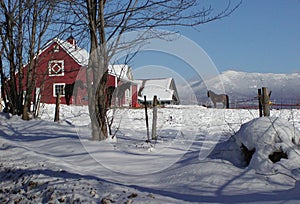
top-left (230, 98), bottom-right (300, 109)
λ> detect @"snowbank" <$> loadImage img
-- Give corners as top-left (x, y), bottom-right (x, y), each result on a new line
top-left (212, 116), bottom-right (300, 178)
top-left (234, 117), bottom-right (300, 172)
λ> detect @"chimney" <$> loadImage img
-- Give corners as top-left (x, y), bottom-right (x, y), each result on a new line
top-left (67, 35), bottom-right (76, 47)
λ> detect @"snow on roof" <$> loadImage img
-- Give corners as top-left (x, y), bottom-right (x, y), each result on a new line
top-left (135, 78), bottom-right (175, 101)
top-left (108, 64), bottom-right (132, 80)
top-left (40, 38), bottom-right (89, 66)
top-left (53, 38), bottom-right (89, 66)
top-left (41, 39), bottom-right (134, 77)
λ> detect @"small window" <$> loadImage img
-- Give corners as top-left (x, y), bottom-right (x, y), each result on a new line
top-left (48, 60), bottom-right (64, 76)
top-left (53, 45), bottom-right (59, 52)
top-left (53, 83), bottom-right (65, 97)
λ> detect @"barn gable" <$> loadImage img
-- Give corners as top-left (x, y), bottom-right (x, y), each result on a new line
top-left (41, 36), bottom-right (89, 66)
top-left (29, 37), bottom-right (88, 105)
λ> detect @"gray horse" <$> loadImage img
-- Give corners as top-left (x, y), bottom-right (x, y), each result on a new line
top-left (207, 90), bottom-right (229, 108)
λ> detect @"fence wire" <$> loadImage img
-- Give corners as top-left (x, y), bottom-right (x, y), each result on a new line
top-left (231, 98), bottom-right (300, 109)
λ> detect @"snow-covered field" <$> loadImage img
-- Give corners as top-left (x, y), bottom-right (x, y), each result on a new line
top-left (2, 104), bottom-right (300, 203)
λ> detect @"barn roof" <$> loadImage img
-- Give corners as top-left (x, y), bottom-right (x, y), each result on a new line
top-left (41, 39), bottom-right (135, 78)
top-left (42, 38), bottom-right (89, 66)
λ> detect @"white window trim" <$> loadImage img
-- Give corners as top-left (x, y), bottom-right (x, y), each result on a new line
top-left (48, 60), bottom-right (64, 76)
top-left (53, 83), bottom-right (65, 97)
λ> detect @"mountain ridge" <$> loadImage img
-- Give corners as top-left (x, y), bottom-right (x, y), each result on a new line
top-left (181, 70), bottom-right (300, 106)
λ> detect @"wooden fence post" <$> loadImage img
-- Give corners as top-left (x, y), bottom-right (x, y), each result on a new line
top-left (258, 88), bottom-right (262, 117)
top-left (262, 87), bottom-right (270, 117)
top-left (151, 95), bottom-right (158, 140)
top-left (144, 96), bottom-right (150, 142)
top-left (0, 97), bottom-right (2, 112)
top-left (54, 92), bottom-right (61, 122)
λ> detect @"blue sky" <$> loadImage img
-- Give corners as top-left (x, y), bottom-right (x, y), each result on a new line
top-left (129, 0), bottom-right (300, 105)
top-left (182, 0), bottom-right (300, 74)
top-left (132, 0), bottom-right (300, 82)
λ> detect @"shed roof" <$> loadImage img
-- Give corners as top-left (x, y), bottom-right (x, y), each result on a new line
top-left (108, 64), bottom-right (132, 80)
top-left (135, 78), bottom-right (178, 102)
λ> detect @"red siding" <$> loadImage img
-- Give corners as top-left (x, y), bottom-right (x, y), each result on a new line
top-left (19, 41), bottom-right (82, 104)
top-left (36, 42), bottom-right (81, 104)
top-left (107, 75), bottom-right (116, 87)
top-left (18, 39), bottom-right (135, 107)
top-left (131, 85), bottom-right (138, 107)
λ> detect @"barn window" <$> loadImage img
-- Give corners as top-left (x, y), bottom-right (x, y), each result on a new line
top-left (48, 60), bottom-right (64, 76)
top-left (53, 83), bottom-right (65, 97)
top-left (53, 45), bottom-right (59, 52)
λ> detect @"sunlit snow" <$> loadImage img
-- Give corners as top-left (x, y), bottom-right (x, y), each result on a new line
top-left (1, 105), bottom-right (300, 203)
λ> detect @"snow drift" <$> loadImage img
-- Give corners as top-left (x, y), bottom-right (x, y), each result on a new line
top-left (212, 117), bottom-right (300, 177)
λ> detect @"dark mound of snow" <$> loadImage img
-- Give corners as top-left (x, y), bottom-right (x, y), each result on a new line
top-left (210, 117), bottom-right (300, 174)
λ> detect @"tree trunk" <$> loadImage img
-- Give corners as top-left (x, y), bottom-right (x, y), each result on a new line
top-left (22, 0), bottom-right (38, 120)
top-left (87, 48), bottom-right (109, 141)
top-left (0, 49), bottom-right (8, 111)
top-left (86, 0), bottom-right (109, 141)
top-left (91, 71), bottom-right (108, 140)
top-left (5, 14), bottom-right (18, 115)
top-left (16, 0), bottom-right (24, 117)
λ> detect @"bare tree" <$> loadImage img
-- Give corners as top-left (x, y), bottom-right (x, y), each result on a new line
top-left (69, 0), bottom-right (241, 141)
top-left (0, 0), bottom-right (69, 118)
top-left (0, 45), bottom-right (8, 111)
top-left (0, 0), bottom-right (22, 115)
top-left (22, 0), bottom-right (56, 120)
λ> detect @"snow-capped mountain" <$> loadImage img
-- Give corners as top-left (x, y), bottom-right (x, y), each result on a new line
top-left (181, 70), bottom-right (300, 106)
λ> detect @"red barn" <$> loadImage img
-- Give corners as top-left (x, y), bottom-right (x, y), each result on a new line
top-left (18, 36), bottom-right (138, 107)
